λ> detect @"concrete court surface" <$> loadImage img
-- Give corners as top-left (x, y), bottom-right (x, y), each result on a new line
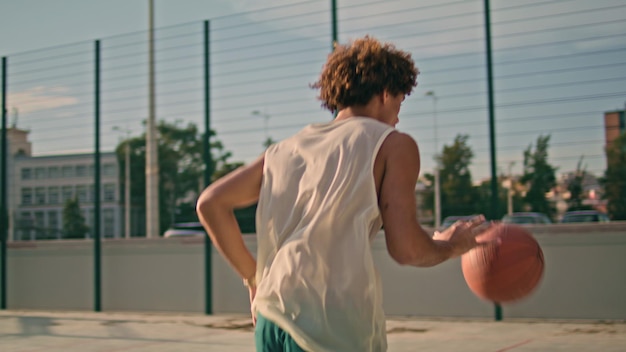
top-left (1, 310), bottom-right (625, 351)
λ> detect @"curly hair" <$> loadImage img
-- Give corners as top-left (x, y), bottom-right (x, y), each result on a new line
top-left (311, 36), bottom-right (419, 112)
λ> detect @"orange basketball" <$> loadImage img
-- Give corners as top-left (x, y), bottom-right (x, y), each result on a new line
top-left (461, 223), bottom-right (544, 303)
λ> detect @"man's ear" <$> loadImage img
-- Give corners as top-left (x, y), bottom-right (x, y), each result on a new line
top-left (381, 90), bottom-right (391, 104)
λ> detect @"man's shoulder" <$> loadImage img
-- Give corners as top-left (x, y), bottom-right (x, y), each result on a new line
top-left (381, 130), bottom-right (418, 150)
top-left (377, 130), bottom-right (420, 170)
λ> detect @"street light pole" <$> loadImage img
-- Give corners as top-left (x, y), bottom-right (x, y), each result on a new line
top-left (146, 0), bottom-right (160, 238)
top-left (425, 91), bottom-right (441, 229)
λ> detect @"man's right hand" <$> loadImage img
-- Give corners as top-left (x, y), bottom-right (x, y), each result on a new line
top-left (433, 215), bottom-right (493, 257)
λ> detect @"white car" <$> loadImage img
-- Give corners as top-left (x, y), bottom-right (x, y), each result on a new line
top-left (163, 222), bottom-right (206, 238)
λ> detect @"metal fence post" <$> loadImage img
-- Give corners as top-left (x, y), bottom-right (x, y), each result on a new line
top-left (94, 40), bottom-right (102, 312)
top-left (1, 57), bottom-right (7, 310)
top-left (483, 0), bottom-right (502, 322)
top-left (331, 0), bottom-right (338, 50)
top-left (203, 20), bottom-right (214, 315)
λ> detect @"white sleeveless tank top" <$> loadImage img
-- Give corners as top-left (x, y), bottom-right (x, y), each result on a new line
top-left (252, 117), bottom-right (395, 352)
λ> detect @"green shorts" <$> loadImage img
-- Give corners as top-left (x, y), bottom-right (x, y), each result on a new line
top-left (255, 313), bottom-right (306, 352)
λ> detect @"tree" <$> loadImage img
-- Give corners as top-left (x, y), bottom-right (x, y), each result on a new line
top-left (603, 132), bottom-right (626, 220)
top-left (210, 138), bottom-right (244, 181)
top-left (420, 172), bottom-right (435, 224)
top-left (520, 135), bottom-right (558, 219)
top-left (116, 120), bottom-right (244, 235)
top-left (63, 198), bottom-right (89, 239)
top-left (263, 137), bottom-right (276, 149)
top-left (473, 177), bottom-right (523, 220)
top-left (437, 134), bottom-right (476, 218)
top-left (566, 156), bottom-right (593, 211)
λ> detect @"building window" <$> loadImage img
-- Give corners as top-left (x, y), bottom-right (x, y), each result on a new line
top-left (48, 211), bottom-right (59, 228)
top-left (620, 111), bottom-right (625, 131)
top-left (103, 208), bottom-right (115, 238)
top-left (21, 168), bottom-right (32, 180)
top-left (85, 209), bottom-right (95, 238)
top-left (17, 212), bottom-right (32, 241)
top-left (62, 165), bottom-right (74, 177)
top-left (35, 167), bottom-right (46, 179)
top-left (77, 185), bottom-right (88, 203)
top-left (103, 163), bottom-right (116, 176)
top-left (62, 186), bottom-right (74, 203)
top-left (21, 188), bottom-right (32, 205)
top-left (19, 212), bottom-right (31, 223)
top-left (76, 165), bottom-right (87, 177)
top-left (89, 164), bottom-right (95, 176)
top-left (48, 210), bottom-right (59, 238)
top-left (48, 187), bottom-right (59, 204)
top-left (89, 184), bottom-right (95, 202)
top-left (34, 211), bottom-right (47, 240)
top-left (35, 187), bottom-right (46, 205)
top-left (103, 184), bottom-right (116, 202)
top-left (34, 211), bottom-right (44, 226)
top-left (34, 211), bottom-right (45, 236)
top-left (48, 166), bottom-right (60, 178)
top-left (89, 209), bottom-right (95, 228)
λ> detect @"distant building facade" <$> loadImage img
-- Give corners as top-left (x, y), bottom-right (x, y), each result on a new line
top-left (12, 153), bottom-right (121, 240)
top-left (604, 109), bottom-right (625, 149)
top-left (3, 127), bottom-right (135, 241)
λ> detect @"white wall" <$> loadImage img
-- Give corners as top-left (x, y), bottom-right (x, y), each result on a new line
top-left (4, 223), bottom-right (626, 320)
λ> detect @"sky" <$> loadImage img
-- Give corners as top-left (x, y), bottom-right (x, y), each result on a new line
top-left (1, 0), bottom-right (625, 182)
top-left (0, 1), bottom-right (240, 55)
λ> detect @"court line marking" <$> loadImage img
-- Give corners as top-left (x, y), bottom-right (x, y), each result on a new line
top-left (496, 339), bottom-right (534, 352)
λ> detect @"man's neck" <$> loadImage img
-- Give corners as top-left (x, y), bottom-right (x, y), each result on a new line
top-left (335, 106), bottom-right (379, 122)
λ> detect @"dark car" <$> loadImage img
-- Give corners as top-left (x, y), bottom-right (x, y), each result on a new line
top-left (502, 212), bottom-right (552, 225)
top-left (561, 210), bottom-right (610, 223)
top-left (163, 222), bottom-right (206, 238)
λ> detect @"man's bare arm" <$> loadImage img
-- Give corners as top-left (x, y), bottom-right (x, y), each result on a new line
top-left (378, 132), bottom-right (488, 267)
top-left (196, 155), bottom-right (264, 281)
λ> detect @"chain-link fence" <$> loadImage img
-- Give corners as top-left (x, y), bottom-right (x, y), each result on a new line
top-left (1, 0), bottom-right (625, 241)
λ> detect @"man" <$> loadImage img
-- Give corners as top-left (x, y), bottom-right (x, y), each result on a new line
top-left (196, 36), bottom-right (490, 352)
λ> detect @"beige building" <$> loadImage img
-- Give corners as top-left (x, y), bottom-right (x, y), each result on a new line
top-left (5, 128), bottom-right (126, 241)
top-left (604, 109), bottom-right (625, 149)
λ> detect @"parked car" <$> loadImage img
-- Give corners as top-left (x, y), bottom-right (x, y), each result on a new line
top-left (163, 222), bottom-right (206, 238)
top-left (440, 215), bottom-right (479, 230)
top-left (561, 210), bottom-right (610, 223)
top-left (502, 212), bottom-right (552, 225)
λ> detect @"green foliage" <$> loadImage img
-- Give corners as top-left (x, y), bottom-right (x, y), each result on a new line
top-left (603, 132), bottom-right (626, 220)
top-left (116, 120), bottom-right (245, 235)
top-left (438, 134), bottom-right (477, 217)
top-left (62, 198), bottom-right (89, 239)
top-left (235, 204), bottom-right (257, 233)
top-left (263, 137), bottom-right (276, 149)
top-left (420, 172), bottom-right (435, 216)
top-left (520, 135), bottom-right (557, 219)
top-left (472, 178), bottom-right (523, 220)
top-left (567, 156), bottom-right (593, 211)
top-left (212, 156), bottom-right (243, 181)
